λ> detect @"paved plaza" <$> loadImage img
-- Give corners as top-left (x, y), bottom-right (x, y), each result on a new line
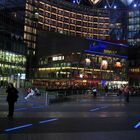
top-left (0, 89), bottom-right (140, 140)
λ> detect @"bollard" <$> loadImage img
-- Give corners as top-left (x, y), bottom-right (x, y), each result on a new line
top-left (45, 91), bottom-right (48, 106)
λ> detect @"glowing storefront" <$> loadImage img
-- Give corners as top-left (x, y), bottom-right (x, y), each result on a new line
top-left (33, 32), bottom-right (128, 88)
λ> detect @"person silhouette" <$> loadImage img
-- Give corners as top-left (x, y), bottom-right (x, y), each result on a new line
top-left (6, 83), bottom-right (19, 119)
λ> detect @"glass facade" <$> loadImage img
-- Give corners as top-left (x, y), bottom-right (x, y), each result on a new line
top-left (24, 0), bottom-right (110, 51)
top-left (33, 38), bottom-right (128, 88)
top-left (37, 0), bottom-right (109, 39)
top-left (24, 0), bottom-right (37, 55)
top-left (128, 10), bottom-right (140, 46)
top-left (0, 50), bottom-right (26, 86)
top-left (24, 0), bottom-right (110, 79)
top-left (0, 7), bottom-right (27, 87)
top-left (33, 52), bottom-right (127, 88)
top-left (37, 53), bottom-right (127, 79)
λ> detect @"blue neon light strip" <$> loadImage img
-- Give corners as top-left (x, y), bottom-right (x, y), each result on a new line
top-left (17, 100), bottom-right (27, 103)
top-left (4, 124), bottom-right (33, 132)
top-left (90, 108), bottom-right (100, 112)
top-left (15, 108), bottom-right (28, 111)
top-left (15, 106), bottom-right (47, 111)
top-left (86, 37), bottom-right (128, 48)
top-left (39, 118), bottom-right (58, 124)
top-left (85, 50), bottom-right (128, 58)
top-left (90, 106), bottom-right (109, 112)
top-left (100, 106), bottom-right (109, 109)
top-left (134, 122), bottom-right (140, 128)
top-left (32, 105), bottom-right (45, 109)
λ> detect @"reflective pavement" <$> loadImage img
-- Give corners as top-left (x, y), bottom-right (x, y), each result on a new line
top-left (0, 89), bottom-right (140, 140)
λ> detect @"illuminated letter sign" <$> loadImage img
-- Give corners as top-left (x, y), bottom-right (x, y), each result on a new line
top-left (89, 42), bottom-right (107, 51)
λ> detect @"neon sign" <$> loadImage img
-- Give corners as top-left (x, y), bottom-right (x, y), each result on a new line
top-left (104, 50), bottom-right (117, 54)
top-left (89, 42), bottom-right (107, 51)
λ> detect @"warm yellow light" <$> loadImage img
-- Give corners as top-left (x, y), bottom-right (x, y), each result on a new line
top-left (115, 62), bottom-right (122, 68)
top-left (101, 60), bottom-right (108, 70)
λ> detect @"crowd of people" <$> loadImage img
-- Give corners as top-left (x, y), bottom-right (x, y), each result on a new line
top-left (87, 85), bottom-right (136, 103)
top-left (5, 82), bottom-right (140, 120)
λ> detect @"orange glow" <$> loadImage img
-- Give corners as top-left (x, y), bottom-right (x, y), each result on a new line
top-left (115, 62), bottom-right (122, 68)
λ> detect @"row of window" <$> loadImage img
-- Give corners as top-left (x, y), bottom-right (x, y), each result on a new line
top-left (129, 68), bottom-right (140, 73)
top-left (128, 25), bottom-right (140, 31)
top-left (24, 33), bottom-right (36, 42)
top-left (24, 25), bottom-right (37, 34)
top-left (40, 16), bottom-right (109, 28)
top-left (128, 10), bottom-right (140, 46)
top-left (39, 2), bottom-right (108, 20)
top-left (39, 54), bottom-right (126, 66)
top-left (37, 25), bottom-right (108, 39)
top-left (129, 11), bottom-right (140, 18)
top-left (36, 68), bottom-right (126, 81)
top-left (0, 63), bottom-right (25, 76)
top-left (39, 23), bottom-right (108, 33)
top-left (25, 1), bottom-right (109, 50)
top-left (41, 10), bottom-right (109, 23)
top-left (128, 31), bottom-right (140, 39)
top-left (37, 1), bottom-right (109, 40)
top-left (129, 18), bottom-right (140, 24)
top-left (0, 50), bottom-right (26, 65)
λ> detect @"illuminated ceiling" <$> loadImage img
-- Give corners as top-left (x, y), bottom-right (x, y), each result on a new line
top-left (88, 0), bottom-right (102, 5)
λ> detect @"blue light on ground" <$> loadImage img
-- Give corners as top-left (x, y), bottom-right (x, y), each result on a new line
top-left (15, 108), bottom-right (28, 111)
top-left (15, 105), bottom-right (47, 111)
top-left (90, 108), bottom-right (100, 112)
top-left (90, 106), bottom-right (109, 112)
top-left (17, 100), bottom-right (27, 103)
top-left (4, 124), bottom-right (33, 132)
top-left (32, 105), bottom-right (46, 109)
top-left (39, 118), bottom-right (58, 124)
top-left (100, 106), bottom-right (109, 109)
top-left (134, 122), bottom-right (140, 129)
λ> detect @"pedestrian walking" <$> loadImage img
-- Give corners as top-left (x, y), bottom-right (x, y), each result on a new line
top-left (124, 85), bottom-right (130, 103)
top-left (6, 83), bottom-right (19, 119)
top-left (92, 87), bottom-right (97, 97)
top-left (104, 85), bottom-right (108, 96)
top-left (34, 87), bottom-right (41, 96)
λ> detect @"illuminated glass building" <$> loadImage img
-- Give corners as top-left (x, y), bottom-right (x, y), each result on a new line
top-left (24, 0), bottom-right (110, 78)
top-left (33, 31), bottom-right (128, 88)
top-left (0, 3), bottom-right (26, 87)
top-left (128, 8), bottom-right (140, 86)
top-left (24, 0), bottom-right (110, 48)
top-left (128, 9), bottom-right (140, 46)
top-left (127, 7), bottom-right (140, 86)
top-left (0, 0), bottom-right (132, 87)
top-left (0, 0), bottom-right (110, 85)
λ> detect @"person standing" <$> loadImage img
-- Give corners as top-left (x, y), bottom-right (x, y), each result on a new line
top-left (124, 85), bottom-right (130, 103)
top-left (92, 87), bottom-right (97, 97)
top-left (6, 83), bottom-right (19, 119)
top-left (104, 85), bottom-right (108, 96)
top-left (34, 87), bottom-right (41, 96)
